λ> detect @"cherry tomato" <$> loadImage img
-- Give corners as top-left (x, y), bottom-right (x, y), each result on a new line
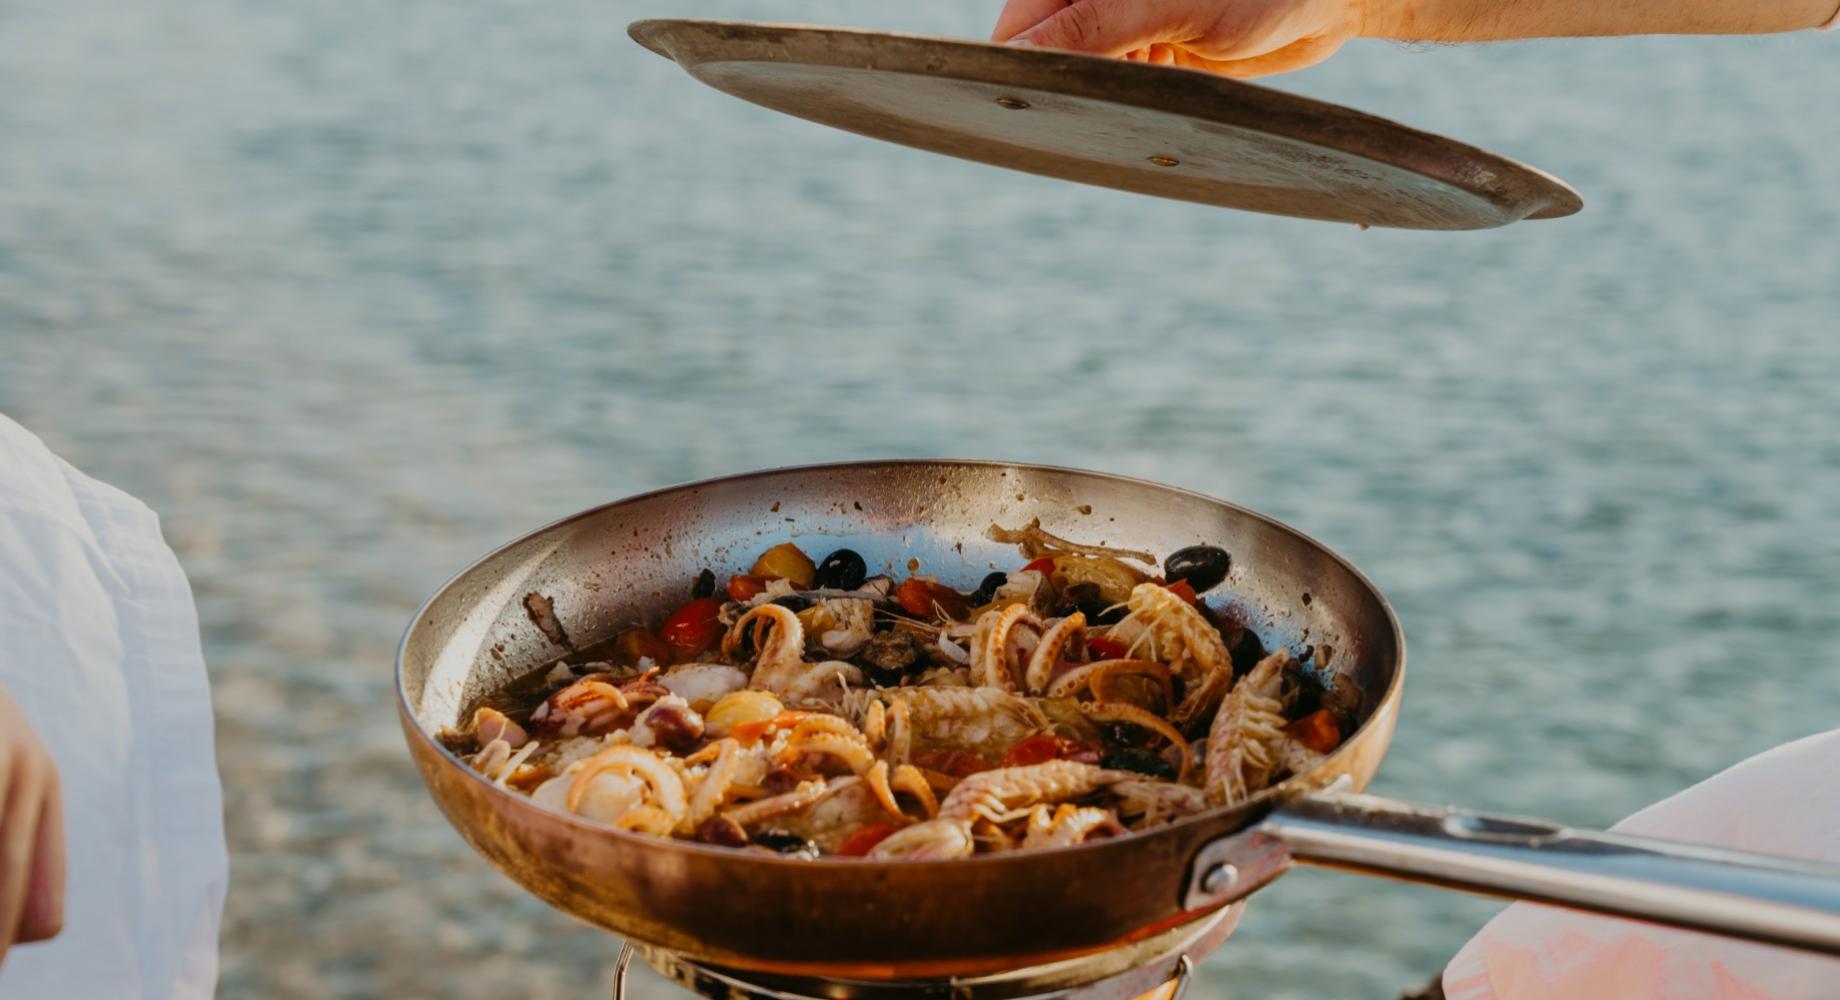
top-left (999, 733), bottom-right (1093, 768)
top-left (1162, 579), bottom-right (1199, 607)
top-left (910, 749), bottom-right (991, 777)
top-left (660, 596), bottom-right (724, 657)
top-left (893, 579), bottom-right (970, 620)
top-left (612, 628), bottom-right (673, 666)
top-left (1283, 709), bottom-right (1343, 754)
top-left (1086, 636), bottom-right (1129, 661)
top-left (727, 574), bottom-right (772, 602)
top-left (836, 822), bottom-right (901, 857)
top-left (1021, 557), bottom-right (1056, 576)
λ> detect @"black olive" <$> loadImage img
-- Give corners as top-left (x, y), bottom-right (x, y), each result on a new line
top-left (1320, 680), bottom-right (1363, 731)
top-left (1164, 545), bottom-right (1230, 594)
top-left (1056, 582), bottom-right (1121, 624)
top-left (1101, 748), bottom-right (1176, 779)
top-left (1224, 627), bottom-right (1267, 678)
top-left (814, 549), bottom-right (867, 590)
top-left (1277, 666), bottom-right (1322, 719)
top-left (771, 595), bottom-right (811, 613)
top-left (973, 571), bottom-right (1009, 605)
top-left (751, 829), bottom-right (821, 859)
top-left (691, 569), bottom-right (716, 600)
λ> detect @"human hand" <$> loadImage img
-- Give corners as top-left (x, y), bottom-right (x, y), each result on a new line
top-left (990, 0), bottom-right (1840, 78)
top-left (0, 685), bottom-right (64, 965)
top-left (990, 0), bottom-right (1369, 78)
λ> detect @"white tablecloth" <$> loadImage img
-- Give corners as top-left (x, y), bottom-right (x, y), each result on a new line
top-left (0, 414), bottom-right (226, 999)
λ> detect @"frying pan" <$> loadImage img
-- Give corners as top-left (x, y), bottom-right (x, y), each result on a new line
top-left (398, 460), bottom-right (1840, 979)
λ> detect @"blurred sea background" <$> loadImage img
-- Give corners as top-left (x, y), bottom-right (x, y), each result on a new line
top-left (3, 0), bottom-right (1838, 997)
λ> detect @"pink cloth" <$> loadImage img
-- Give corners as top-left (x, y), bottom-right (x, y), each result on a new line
top-left (1443, 729), bottom-right (1840, 1000)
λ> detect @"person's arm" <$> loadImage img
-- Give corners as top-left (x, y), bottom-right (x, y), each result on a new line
top-left (992, 0), bottom-right (1839, 77)
top-left (1371, 0), bottom-right (1838, 40)
top-left (0, 684), bottom-right (64, 964)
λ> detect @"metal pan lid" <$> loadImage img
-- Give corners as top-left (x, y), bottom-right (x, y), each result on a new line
top-left (629, 19), bottom-right (1581, 231)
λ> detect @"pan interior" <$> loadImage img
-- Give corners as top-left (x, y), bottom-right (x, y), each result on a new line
top-left (401, 461), bottom-right (1398, 760)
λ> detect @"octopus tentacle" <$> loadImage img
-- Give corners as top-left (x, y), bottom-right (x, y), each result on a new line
top-left (1024, 612), bottom-right (1086, 695)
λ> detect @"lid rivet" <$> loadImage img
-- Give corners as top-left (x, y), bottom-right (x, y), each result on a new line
top-left (1148, 155), bottom-right (1180, 167)
top-left (995, 96), bottom-right (1031, 110)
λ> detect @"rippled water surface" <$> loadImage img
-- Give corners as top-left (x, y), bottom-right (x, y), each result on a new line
top-left (3, 2), bottom-right (1838, 997)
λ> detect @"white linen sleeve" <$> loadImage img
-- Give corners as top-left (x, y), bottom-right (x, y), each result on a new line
top-left (0, 413), bottom-right (228, 1000)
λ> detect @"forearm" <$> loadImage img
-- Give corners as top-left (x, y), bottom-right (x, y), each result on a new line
top-left (1363, 0), bottom-right (1838, 41)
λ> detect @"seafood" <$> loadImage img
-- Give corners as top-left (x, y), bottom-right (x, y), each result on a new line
top-left (1023, 612), bottom-right (1086, 695)
top-left (1206, 649), bottom-right (1293, 804)
top-left (567, 745), bottom-right (688, 835)
top-left (470, 532), bottom-right (1347, 859)
top-left (658, 663), bottom-right (749, 711)
top-left (725, 604), bottom-right (864, 706)
top-left (939, 760), bottom-right (1131, 824)
top-left (969, 603), bottom-right (1043, 691)
top-left (1113, 583), bottom-right (1233, 731)
top-left (807, 597), bottom-right (875, 657)
top-left (867, 760), bottom-right (1131, 860)
top-left (1022, 804), bottom-right (1125, 850)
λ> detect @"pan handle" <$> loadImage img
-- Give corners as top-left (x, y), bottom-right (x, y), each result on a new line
top-left (1184, 790), bottom-right (1840, 957)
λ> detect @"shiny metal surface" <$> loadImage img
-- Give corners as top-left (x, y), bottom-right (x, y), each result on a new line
top-left (629, 907), bottom-right (1236, 1000)
top-left (399, 460), bottom-right (1404, 976)
top-left (399, 459), bottom-right (1840, 975)
top-left (1254, 791), bottom-right (1840, 956)
top-left (626, 19), bottom-right (1583, 230)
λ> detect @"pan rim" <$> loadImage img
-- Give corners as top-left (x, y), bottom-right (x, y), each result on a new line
top-left (396, 457), bottom-right (1407, 869)
top-left (625, 18), bottom-right (1582, 226)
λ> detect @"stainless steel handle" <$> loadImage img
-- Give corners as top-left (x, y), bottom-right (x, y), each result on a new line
top-left (1185, 790), bottom-right (1840, 957)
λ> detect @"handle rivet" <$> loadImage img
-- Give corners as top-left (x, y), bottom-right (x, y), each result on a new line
top-left (995, 96), bottom-right (1031, 110)
top-left (1200, 863), bottom-right (1239, 896)
top-left (1148, 155), bottom-right (1180, 167)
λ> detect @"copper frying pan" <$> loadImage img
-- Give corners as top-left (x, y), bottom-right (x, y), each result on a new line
top-left (398, 461), bottom-right (1840, 979)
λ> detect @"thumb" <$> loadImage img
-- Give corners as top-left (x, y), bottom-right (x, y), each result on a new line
top-left (1011, 0), bottom-right (1182, 57)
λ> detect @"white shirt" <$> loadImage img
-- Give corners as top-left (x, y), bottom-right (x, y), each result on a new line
top-left (0, 414), bottom-right (226, 999)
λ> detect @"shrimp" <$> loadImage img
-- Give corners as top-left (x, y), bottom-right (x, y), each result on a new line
top-left (1205, 649), bottom-right (1292, 804)
top-left (880, 686), bottom-right (1046, 759)
top-left (1021, 804), bottom-right (1125, 850)
top-left (1112, 583), bottom-right (1233, 731)
top-left (867, 760), bottom-right (1129, 860)
top-left (528, 678), bottom-right (628, 737)
top-left (939, 760), bottom-right (1131, 824)
top-left (1112, 780), bottom-right (1209, 826)
top-left (864, 817), bottom-right (976, 860)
